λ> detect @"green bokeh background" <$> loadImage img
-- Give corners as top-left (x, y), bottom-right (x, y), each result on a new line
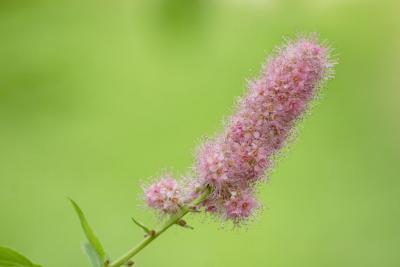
top-left (1, 0), bottom-right (399, 266)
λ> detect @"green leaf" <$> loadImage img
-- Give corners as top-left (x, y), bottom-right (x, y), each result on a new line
top-left (69, 199), bottom-right (106, 262)
top-left (82, 242), bottom-right (102, 267)
top-left (0, 246), bottom-right (42, 267)
top-left (131, 217), bottom-right (151, 234)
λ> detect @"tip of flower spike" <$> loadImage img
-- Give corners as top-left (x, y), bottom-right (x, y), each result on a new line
top-left (271, 33), bottom-right (336, 84)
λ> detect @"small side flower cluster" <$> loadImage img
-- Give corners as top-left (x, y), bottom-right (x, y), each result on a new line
top-left (143, 35), bottom-right (334, 223)
top-left (144, 177), bottom-right (185, 214)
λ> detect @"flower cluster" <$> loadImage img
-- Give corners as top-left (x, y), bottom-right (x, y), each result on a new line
top-left (144, 177), bottom-right (185, 214)
top-left (144, 35), bottom-right (334, 223)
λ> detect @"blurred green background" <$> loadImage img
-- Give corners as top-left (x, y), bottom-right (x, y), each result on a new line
top-left (1, 0), bottom-right (399, 266)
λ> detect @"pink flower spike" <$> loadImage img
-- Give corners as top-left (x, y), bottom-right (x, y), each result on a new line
top-left (142, 35), bottom-right (335, 224)
top-left (193, 34), bottom-right (334, 223)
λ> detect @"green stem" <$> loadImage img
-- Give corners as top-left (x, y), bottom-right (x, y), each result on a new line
top-left (107, 186), bottom-right (211, 267)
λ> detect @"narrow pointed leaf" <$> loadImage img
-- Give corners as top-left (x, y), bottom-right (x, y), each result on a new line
top-left (0, 246), bottom-right (42, 267)
top-left (131, 217), bottom-right (151, 234)
top-left (82, 242), bottom-right (102, 267)
top-left (69, 199), bottom-right (106, 261)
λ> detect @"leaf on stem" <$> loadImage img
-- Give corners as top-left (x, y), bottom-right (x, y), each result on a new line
top-left (0, 246), bottom-right (42, 267)
top-left (131, 217), bottom-right (151, 235)
top-left (83, 242), bottom-right (103, 267)
top-left (69, 199), bottom-right (106, 264)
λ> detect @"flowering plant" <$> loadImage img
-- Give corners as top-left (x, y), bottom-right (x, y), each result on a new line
top-left (0, 34), bottom-right (335, 267)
